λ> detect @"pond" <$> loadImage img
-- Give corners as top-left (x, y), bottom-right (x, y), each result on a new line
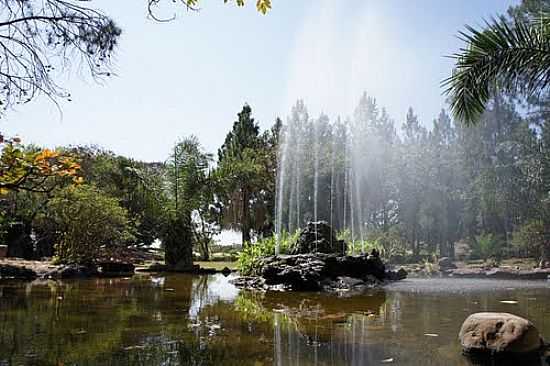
top-left (0, 275), bottom-right (549, 365)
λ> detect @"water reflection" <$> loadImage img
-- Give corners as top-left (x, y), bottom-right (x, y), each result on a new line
top-left (0, 276), bottom-right (549, 365)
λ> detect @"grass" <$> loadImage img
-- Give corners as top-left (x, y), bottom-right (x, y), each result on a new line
top-left (195, 261), bottom-right (237, 271)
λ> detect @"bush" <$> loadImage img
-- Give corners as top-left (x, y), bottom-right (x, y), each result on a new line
top-left (48, 185), bottom-right (135, 264)
top-left (470, 233), bottom-right (503, 261)
top-left (337, 228), bottom-right (407, 259)
top-left (512, 220), bottom-right (545, 258)
top-left (237, 232), bottom-right (298, 275)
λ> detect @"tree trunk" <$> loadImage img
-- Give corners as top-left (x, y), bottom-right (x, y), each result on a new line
top-left (164, 215), bottom-right (194, 271)
top-left (540, 220), bottom-right (550, 268)
top-left (241, 188), bottom-right (251, 246)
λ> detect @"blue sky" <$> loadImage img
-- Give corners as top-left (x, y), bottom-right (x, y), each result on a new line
top-left (2, 0), bottom-right (518, 161)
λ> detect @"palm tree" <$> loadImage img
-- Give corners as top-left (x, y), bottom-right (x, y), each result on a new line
top-left (443, 14), bottom-right (550, 125)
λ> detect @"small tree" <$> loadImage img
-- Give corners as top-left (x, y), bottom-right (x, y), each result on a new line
top-left (48, 185), bottom-right (134, 264)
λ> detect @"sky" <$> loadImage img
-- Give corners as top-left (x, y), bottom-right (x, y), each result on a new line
top-left (2, 0), bottom-right (519, 162)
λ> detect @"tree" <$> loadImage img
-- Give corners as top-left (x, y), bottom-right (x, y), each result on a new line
top-left (443, 13), bottom-right (550, 125)
top-left (218, 104), bottom-right (268, 245)
top-left (0, 138), bottom-right (81, 194)
top-left (0, 0), bottom-right (121, 111)
top-left (168, 136), bottom-right (219, 261)
top-left (0, 0), bottom-right (270, 113)
top-left (445, 6), bottom-right (550, 266)
top-left (148, 0), bottom-right (272, 20)
top-left (48, 184), bottom-right (134, 264)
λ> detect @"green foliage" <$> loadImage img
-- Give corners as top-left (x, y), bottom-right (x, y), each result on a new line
top-left (512, 220), bottom-right (545, 258)
top-left (217, 104), bottom-right (274, 244)
top-left (168, 136), bottom-right (221, 261)
top-left (337, 229), bottom-right (407, 259)
top-left (444, 12), bottom-right (550, 125)
top-left (470, 233), bottom-right (503, 261)
top-left (237, 232), bottom-right (298, 275)
top-left (0, 139), bottom-right (81, 194)
top-left (48, 185), bottom-right (134, 264)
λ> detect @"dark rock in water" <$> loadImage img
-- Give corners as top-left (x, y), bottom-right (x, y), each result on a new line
top-left (137, 263), bottom-right (170, 272)
top-left (220, 266), bottom-right (232, 276)
top-left (250, 252), bottom-right (391, 292)
top-left (97, 262), bottom-right (135, 277)
top-left (0, 264), bottom-right (37, 280)
top-left (291, 221), bottom-right (346, 255)
top-left (459, 312), bottom-right (544, 358)
top-left (45, 264), bottom-right (99, 279)
top-left (6, 222), bottom-right (34, 259)
top-left (385, 268), bottom-right (408, 281)
top-left (438, 257), bottom-right (456, 270)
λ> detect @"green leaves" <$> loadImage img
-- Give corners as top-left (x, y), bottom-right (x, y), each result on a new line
top-left (49, 184), bottom-right (135, 264)
top-left (443, 14), bottom-right (550, 125)
top-left (221, 0), bottom-right (272, 13)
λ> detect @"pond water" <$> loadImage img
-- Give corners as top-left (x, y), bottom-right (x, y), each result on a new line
top-left (1, 275), bottom-right (549, 365)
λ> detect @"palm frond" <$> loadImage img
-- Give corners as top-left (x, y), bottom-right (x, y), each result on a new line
top-left (443, 14), bottom-right (550, 125)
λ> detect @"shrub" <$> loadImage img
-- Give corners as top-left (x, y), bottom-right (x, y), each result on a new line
top-left (512, 220), bottom-right (545, 258)
top-left (48, 185), bottom-right (135, 264)
top-left (237, 232), bottom-right (298, 275)
top-left (337, 228), bottom-right (407, 259)
top-left (470, 233), bottom-right (502, 261)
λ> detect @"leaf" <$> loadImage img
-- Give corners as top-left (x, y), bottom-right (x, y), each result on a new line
top-left (256, 0), bottom-right (271, 14)
top-left (499, 300), bottom-right (518, 304)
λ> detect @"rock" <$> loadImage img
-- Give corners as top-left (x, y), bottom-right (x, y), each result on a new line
top-left (459, 313), bottom-right (544, 356)
top-left (386, 268), bottom-right (408, 281)
top-left (0, 264), bottom-right (37, 280)
top-left (438, 257), bottom-right (457, 270)
top-left (220, 266), bottom-right (232, 276)
top-left (290, 221), bottom-right (347, 255)
top-left (97, 262), bottom-right (135, 277)
top-left (449, 267), bottom-right (550, 280)
top-left (0, 245), bottom-right (7, 258)
top-left (244, 252), bottom-right (394, 292)
top-left (45, 264), bottom-right (98, 279)
top-left (137, 263), bottom-right (170, 272)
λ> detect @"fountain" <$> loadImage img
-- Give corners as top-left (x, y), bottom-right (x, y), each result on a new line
top-left (274, 97), bottom-right (383, 255)
top-left (233, 96), bottom-right (407, 292)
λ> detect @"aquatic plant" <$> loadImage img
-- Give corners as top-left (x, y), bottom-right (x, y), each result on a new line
top-left (237, 231), bottom-right (299, 275)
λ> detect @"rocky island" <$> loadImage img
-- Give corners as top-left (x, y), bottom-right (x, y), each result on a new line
top-left (232, 221), bottom-right (407, 292)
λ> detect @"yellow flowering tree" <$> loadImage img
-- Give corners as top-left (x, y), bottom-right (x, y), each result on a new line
top-left (0, 137), bottom-right (82, 195)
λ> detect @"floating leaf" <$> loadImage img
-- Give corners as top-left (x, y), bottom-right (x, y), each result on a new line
top-left (499, 300), bottom-right (518, 304)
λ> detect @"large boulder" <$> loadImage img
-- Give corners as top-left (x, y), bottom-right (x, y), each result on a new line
top-left (459, 313), bottom-right (543, 356)
top-left (290, 221), bottom-right (347, 255)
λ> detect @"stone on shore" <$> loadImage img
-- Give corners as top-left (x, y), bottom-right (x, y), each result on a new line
top-left (459, 312), bottom-right (543, 356)
top-left (97, 262), bottom-right (135, 277)
top-left (438, 257), bottom-right (457, 271)
top-left (0, 264), bottom-right (37, 280)
top-left (45, 264), bottom-right (99, 279)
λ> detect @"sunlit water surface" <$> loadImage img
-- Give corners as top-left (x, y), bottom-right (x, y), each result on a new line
top-left (1, 275), bottom-right (549, 365)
